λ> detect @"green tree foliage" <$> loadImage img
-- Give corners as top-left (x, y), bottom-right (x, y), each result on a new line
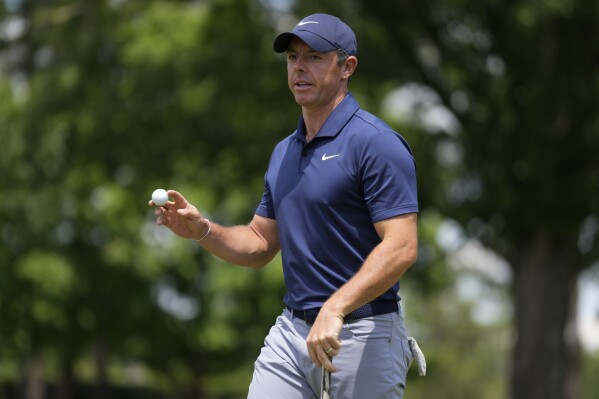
top-left (0, 0), bottom-right (289, 396)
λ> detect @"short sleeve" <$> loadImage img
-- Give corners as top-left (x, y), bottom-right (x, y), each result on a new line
top-left (360, 131), bottom-right (418, 222)
top-left (255, 174), bottom-right (276, 219)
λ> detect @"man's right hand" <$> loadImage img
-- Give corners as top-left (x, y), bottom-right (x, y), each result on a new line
top-left (149, 190), bottom-right (210, 241)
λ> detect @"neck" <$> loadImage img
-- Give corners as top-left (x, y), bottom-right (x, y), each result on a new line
top-left (302, 92), bottom-right (348, 142)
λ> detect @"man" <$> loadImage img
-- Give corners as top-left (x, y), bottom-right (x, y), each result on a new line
top-left (151, 13), bottom-right (419, 398)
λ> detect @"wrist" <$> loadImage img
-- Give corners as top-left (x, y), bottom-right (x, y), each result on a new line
top-left (321, 298), bottom-right (347, 319)
top-left (196, 219), bottom-right (211, 242)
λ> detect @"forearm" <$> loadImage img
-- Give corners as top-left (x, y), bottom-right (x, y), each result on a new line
top-left (195, 217), bottom-right (280, 269)
top-left (324, 239), bottom-right (416, 316)
top-left (322, 214), bottom-right (418, 317)
top-left (305, 230), bottom-right (417, 370)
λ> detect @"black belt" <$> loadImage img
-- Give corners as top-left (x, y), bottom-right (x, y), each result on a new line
top-left (286, 301), bottom-right (398, 325)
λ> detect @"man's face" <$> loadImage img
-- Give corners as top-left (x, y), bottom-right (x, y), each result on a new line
top-left (286, 37), bottom-right (350, 111)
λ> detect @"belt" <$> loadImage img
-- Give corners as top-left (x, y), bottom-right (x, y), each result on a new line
top-left (286, 301), bottom-right (398, 325)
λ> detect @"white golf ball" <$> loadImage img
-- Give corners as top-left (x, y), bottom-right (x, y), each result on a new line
top-left (152, 188), bottom-right (169, 206)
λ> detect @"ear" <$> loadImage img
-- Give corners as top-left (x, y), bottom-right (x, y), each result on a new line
top-left (342, 56), bottom-right (358, 79)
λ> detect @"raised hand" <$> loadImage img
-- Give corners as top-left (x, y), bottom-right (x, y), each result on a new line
top-left (149, 190), bottom-right (210, 241)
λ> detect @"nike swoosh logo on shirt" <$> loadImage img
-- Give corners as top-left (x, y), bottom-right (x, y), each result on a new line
top-left (298, 21), bottom-right (319, 26)
top-left (322, 153), bottom-right (341, 161)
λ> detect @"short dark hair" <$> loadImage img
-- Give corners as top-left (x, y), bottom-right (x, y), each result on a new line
top-left (336, 48), bottom-right (348, 66)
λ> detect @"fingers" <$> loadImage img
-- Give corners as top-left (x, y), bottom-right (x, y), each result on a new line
top-left (320, 339), bottom-right (341, 357)
top-left (154, 203), bottom-right (200, 225)
top-left (168, 191), bottom-right (202, 221)
top-left (309, 338), bottom-right (341, 362)
top-left (149, 192), bottom-right (183, 227)
top-left (148, 189), bottom-right (189, 222)
top-left (320, 354), bottom-right (335, 373)
top-left (309, 344), bottom-right (338, 372)
top-left (154, 206), bottom-right (167, 225)
top-left (148, 199), bottom-right (172, 208)
top-left (324, 346), bottom-right (338, 356)
top-left (149, 189), bottom-right (174, 210)
top-left (148, 190), bottom-right (186, 209)
top-left (147, 189), bottom-right (206, 240)
top-left (167, 190), bottom-right (188, 208)
top-left (306, 314), bottom-right (343, 372)
top-left (151, 203), bottom-right (169, 226)
top-left (306, 332), bottom-right (341, 372)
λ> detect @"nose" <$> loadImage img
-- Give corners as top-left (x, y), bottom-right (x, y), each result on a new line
top-left (290, 56), bottom-right (306, 72)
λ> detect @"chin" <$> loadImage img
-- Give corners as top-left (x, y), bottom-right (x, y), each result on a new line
top-left (293, 95), bottom-right (311, 107)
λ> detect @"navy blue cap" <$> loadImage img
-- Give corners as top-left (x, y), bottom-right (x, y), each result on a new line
top-left (273, 13), bottom-right (357, 56)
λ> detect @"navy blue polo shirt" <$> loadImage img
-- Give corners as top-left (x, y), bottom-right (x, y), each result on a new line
top-left (256, 93), bottom-right (418, 310)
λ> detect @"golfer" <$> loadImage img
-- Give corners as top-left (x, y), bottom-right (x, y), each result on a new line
top-left (152, 13), bottom-right (419, 398)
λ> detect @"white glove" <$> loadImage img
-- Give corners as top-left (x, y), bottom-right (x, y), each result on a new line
top-left (408, 337), bottom-right (427, 376)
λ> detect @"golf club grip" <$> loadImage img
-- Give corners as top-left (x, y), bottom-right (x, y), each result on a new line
top-left (321, 367), bottom-right (331, 399)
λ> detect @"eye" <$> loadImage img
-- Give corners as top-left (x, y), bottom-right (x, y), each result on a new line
top-left (287, 53), bottom-right (297, 61)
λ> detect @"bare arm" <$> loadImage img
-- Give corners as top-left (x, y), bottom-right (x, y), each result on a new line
top-left (151, 190), bottom-right (280, 269)
top-left (322, 213), bottom-right (418, 316)
top-left (305, 213), bottom-right (418, 371)
top-left (198, 214), bottom-right (280, 268)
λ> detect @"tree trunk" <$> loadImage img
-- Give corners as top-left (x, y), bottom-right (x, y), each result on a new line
top-left (23, 352), bottom-right (45, 399)
top-left (94, 340), bottom-right (110, 399)
top-left (56, 358), bottom-right (74, 399)
top-left (510, 233), bottom-right (581, 399)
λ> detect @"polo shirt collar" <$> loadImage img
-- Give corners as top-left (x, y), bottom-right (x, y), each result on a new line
top-left (294, 92), bottom-right (360, 143)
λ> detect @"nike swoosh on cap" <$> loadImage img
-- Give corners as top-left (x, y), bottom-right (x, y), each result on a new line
top-left (297, 21), bottom-right (319, 26)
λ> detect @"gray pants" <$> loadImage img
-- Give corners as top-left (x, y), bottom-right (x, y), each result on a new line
top-left (248, 304), bottom-right (413, 399)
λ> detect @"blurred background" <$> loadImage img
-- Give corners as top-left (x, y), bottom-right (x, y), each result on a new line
top-left (0, 0), bottom-right (598, 398)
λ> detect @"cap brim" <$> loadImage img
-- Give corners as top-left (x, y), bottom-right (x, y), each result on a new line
top-left (273, 30), bottom-right (337, 53)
